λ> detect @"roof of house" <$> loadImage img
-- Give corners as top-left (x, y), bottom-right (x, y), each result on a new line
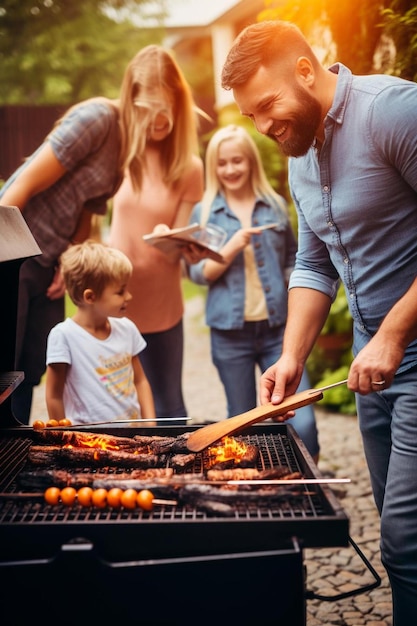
top-left (154, 0), bottom-right (239, 27)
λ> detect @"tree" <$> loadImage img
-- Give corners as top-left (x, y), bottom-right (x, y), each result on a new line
top-left (324, 0), bottom-right (385, 74)
top-left (382, 0), bottom-right (417, 81)
top-left (258, 0), bottom-right (416, 77)
top-left (0, 1), bottom-right (166, 103)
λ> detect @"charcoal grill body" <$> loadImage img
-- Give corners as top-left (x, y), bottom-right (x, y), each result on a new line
top-left (0, 205), bottom-right (349, 625)
top-left (0, 423), bottom-right (349, 626)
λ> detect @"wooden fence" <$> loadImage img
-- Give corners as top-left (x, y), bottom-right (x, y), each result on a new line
top-left (0, 105), bottom-right (69, 181)
top-left (0, 99), bottom-right (216, 183)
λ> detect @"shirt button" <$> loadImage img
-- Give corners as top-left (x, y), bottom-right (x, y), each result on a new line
top-left (323, 185), bottom-right (329, 192)
top-left (349, 292), bottom-right (354, 299)
top-left (343, 257), bottom-right (349, 264)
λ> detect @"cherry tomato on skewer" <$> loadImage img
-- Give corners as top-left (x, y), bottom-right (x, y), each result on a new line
top-left (60, 487), bottom-right (77, 506)
top-left (91, 488), bottom-right (108, 509)
top-left (137, 489), bottom-right (154, 511)
top-left (77, 486), bottom-right (94, 507)
top-left (107, 487), bottom-right (123, 509)
top-left (44, 486), bottom-right (61, 505)
top-left (120, 488), bottom-right (138, 510)
top-left (58, 418), bottom-right (72, 427)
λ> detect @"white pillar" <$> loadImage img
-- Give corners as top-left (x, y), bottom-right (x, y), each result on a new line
top-left (211, 23), bottom-right (236, 110)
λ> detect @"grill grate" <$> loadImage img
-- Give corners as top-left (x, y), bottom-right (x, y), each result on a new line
top-left (0, 425), bottom-right (349, 558)
top-left (1, 430), bottom-right (328, 522)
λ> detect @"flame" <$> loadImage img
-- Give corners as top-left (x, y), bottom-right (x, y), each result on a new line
top-left (208, 436), bottom-right (248, 464)
top-left (63, 435), bottom-right (120, 451)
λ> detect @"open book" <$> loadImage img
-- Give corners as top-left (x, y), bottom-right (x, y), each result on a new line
top-left (143, 223), bottom-right (225, 263)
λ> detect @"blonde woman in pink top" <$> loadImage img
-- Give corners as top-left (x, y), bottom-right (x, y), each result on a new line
top-left (109, 45), bottom-right (204, 419)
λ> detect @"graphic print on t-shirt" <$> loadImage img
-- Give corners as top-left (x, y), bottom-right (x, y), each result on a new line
top-left (96, 352), bottom-right (134, 399)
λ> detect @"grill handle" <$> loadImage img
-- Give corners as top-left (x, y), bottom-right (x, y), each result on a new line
top-left (0, 537), bottom-right (302, 569)
top-left (305, 535), bottom-right (382, 602)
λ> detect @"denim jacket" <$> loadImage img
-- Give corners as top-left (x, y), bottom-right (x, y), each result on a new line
top-left (188, 193), bottom-right (297, 330)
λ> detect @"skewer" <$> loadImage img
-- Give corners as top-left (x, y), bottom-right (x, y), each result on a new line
top-left (224, 478), bottom-right (351, 485)
top-left (22, 416), bottom-right (191, 430)
top-left (0, 478), bottom-right (350, 500)
top-left (0, 492), bottom-right (177, 505)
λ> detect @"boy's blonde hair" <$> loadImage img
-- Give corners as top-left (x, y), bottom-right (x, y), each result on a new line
top-left (60, 240), bottom-right (132, 306)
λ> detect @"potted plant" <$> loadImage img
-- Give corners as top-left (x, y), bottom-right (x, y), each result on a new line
top-left (315, 284), bottom-right (353, 367)
top-left (315, 365), bottom-right (357, 415)
top-left (307, 285), bottom-right (356, 413)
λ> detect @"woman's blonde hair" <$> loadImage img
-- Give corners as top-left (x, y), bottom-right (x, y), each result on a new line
top-left (200, 124), bottom-right (287, 224)
top-left (119, 44), bottom-right (200, 190)
top-left (50, 45), bottom-right (200, 193)
top-left (60, 240), bottom-right (132, 306)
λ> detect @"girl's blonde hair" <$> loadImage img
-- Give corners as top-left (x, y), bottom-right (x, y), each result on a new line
top-left (119, 44), bottom-right (200, 190)
top-left (60, 240), bottom-right (132, 306)
top-left (200, 124), bottom-right (287, 224)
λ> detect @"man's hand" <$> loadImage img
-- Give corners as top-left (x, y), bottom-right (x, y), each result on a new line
top-left (348, 332), bottom-right (404, 394)
top-left (259, 354), bottom-right (304, 421)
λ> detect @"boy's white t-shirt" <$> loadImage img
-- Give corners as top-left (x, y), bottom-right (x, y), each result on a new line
top-left (46, 317), bottom-right (147, 424)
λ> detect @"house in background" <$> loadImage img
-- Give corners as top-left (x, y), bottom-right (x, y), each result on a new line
top-left (142, 0), bottom-right (265, 116)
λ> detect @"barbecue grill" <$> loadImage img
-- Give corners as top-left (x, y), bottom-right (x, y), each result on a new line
top-left (0, 205), bottom-right (380, 625)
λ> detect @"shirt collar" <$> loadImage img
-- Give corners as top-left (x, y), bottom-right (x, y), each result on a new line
top-left (211, 192), bottom-right (269, 214)
top-left (326, 63), bottom-right (353, 127)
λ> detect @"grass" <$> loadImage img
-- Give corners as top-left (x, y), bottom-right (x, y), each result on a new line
top-left (65, 294), bottom-right (76, 318)
top-left (182, 278), bottom-right (207, 301)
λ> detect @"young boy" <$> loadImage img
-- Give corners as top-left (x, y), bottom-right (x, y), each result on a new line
top-left (45, 240), bottom-right (156, 425)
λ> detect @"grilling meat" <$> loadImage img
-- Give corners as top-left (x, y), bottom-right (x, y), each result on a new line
top-left (32, 429), bottom-right (140, 450)
top-left (133, 433), bottom-right (191, 454)
top-left (179, 483), bottom-right (306, 504)
top-left (171, 453), bottom-right (196, 470)
top-left (18, 468), bottom-right (174, 489)
top-left (27, 445), bottom-right (164, 468)
top-left (206, 467), bottom-right (297, 481)
top-left (190, 499), bottom-right (235, 517)
top-left (31, 430), bottom-right (192, 455)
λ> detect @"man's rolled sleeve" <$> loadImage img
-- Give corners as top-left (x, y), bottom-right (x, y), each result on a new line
top-left (289, 268), bottom-right (339, 302)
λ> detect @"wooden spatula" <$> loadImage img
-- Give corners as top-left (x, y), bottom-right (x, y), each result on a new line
top-left (186, 380), bottom-right (348, 452)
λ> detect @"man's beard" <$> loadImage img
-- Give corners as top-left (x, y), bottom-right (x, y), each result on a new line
top-left (267, 86), bottom-right (322, 157)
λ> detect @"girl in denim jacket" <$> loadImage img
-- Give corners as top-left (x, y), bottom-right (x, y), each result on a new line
top-left (188, 125), bottom-right (319, 460)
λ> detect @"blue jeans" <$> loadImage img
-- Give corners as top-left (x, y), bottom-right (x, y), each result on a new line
top-left (211, 321), bottom-right (319, 458)
top-left (356, 365), bottom-right (417, 625)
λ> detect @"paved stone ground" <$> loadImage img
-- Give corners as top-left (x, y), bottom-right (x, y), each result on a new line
top-left (31, 294), bottom-right (393, 626)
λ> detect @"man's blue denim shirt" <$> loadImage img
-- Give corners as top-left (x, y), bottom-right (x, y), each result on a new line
top-left (288, 63), bottom-right (417, 370)
top-left (188, 193), bottom-right (296, 330)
